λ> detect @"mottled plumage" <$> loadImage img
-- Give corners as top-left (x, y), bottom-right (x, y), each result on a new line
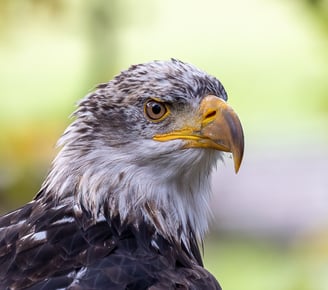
top-left (0, 59), bottom-right (244, 289)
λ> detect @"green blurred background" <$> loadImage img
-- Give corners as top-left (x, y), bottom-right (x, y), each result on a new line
top-left (0, 1), bottom-right (328, 289)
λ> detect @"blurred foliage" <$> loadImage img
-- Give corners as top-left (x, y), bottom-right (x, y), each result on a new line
top-left (303, 0), bottom-right (328, 112)
top-left (204, 234), bottom-right (328, 290)
top-left (306, 0), bottom-right (328, 26)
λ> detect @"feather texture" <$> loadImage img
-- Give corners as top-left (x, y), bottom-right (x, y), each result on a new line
top-left (0, 194), bottom-right (221, 289)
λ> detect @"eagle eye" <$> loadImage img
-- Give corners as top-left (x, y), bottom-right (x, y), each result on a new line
top-left (144, 100), bottom-right (169, 121)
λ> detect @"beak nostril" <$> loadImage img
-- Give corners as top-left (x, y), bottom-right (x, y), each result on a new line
top-left (205, 110), bottom-right (216, 120)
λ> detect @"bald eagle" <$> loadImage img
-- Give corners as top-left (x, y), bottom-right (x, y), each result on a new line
top-left (0, 59), bottom-right (244, 290)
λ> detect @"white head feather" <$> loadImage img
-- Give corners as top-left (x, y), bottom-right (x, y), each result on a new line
top-left (41, 59), bottom-right (228, 246)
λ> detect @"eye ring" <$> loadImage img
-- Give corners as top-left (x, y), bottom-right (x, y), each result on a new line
top-left (144, 100), bottom-right (169, 122)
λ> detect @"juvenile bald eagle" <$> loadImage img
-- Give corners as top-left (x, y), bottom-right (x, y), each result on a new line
top-left (0, 59), bottom-right (244, 290)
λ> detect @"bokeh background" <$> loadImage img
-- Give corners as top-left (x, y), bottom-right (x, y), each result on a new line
top-left (0, 1), bottom-right (328, 289)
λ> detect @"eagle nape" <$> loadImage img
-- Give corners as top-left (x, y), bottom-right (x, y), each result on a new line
top-left (0, 59), bottom-right (244, 290)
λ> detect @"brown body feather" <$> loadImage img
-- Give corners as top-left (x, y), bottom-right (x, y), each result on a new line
top-left (0, 192), bottom-right (220, 289)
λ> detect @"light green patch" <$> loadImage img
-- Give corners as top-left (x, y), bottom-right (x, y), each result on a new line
top-left (204, 236), bottom-right (328, 290)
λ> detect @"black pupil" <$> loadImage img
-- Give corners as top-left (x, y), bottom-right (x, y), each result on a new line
top-left (152, 103), bottom-right (162, 115)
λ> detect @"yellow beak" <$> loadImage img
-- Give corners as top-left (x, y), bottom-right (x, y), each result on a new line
top-left (153, 95), bottom-right (244, 173)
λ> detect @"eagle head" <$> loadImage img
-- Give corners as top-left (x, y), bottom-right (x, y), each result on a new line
top-left (42, 59), bottom-right (244, 245)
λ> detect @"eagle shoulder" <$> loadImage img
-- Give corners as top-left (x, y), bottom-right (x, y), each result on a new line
top-left (0, 196), bottom-right (220, 290)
